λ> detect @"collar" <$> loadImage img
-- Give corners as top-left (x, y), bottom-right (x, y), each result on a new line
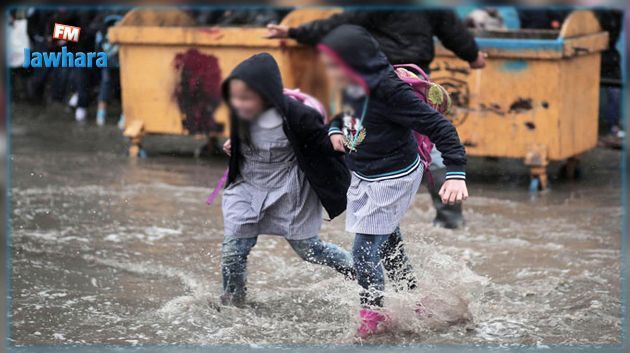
top-left (256, 108), bottom-right (283, 129)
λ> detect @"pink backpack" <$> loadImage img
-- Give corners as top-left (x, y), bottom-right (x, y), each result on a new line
top-left (393, 64), bottom-right (452, 187)
top-left (283, 88), bottom-right (328, 122)
top-left (207, 89), bottom-right (327, 204)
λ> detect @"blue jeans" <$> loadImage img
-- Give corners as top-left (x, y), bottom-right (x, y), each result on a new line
top-left (221, 235), bottom-right (354, 301)
top-left (605, 86), bottom-right (621, 132)
top-left (353, 227), bottom-right (417, 308)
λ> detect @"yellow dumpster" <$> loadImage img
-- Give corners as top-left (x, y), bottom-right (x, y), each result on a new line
top-left (432, 10), bottom-right (608, 191)
top-left (111, 8), bottom-right (607, 192)
top-left (108, 8), bottom-right (337, 157)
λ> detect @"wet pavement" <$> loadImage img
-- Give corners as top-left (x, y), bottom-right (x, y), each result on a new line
top-left (8, 102), bottom-right (623, 347)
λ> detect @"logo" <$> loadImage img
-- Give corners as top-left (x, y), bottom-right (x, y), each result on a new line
top-left (22, 47), bottom-right (107, 68)
top-left (340, 108), bottom-right (366, 152)
top-left (53, 23), bottom-right (80, 42)
top-left (22, 23), bottom-right (107, 68)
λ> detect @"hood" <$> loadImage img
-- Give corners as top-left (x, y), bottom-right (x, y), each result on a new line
top-left (221, 52), bottom-right (287, 114)
top-left (318, 24), bottom-right (391, 95)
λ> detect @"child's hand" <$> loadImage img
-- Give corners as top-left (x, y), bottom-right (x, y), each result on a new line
top-left (439, 179), bottom-right (469, 205)
top-left (265, 24), bottom-right (289, 39)
top-left (223, 139), bottom-right (231, 156)
top-left (330, 134), bottom-right (346, 152)
top-left (469, 51), bottom-right (487, 69)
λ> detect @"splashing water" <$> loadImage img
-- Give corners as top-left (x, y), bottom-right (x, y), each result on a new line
top-left (9, 104), bottom-right (622, 346)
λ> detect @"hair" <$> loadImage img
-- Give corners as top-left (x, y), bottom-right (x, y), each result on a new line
top-left (237, 120), bottom-right (252, 146)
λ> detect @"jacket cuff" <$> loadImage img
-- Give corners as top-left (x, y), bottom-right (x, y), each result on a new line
top-left (288, 27), bottom-right (300, 39)
top-left (328, 127), bottom-right (342, 136)
top-left (462, 43), bottom-right (480, 63)
top-left (445, 166), bottom-right (466, 180)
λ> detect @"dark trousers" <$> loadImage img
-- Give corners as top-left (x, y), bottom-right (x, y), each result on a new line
top-left (27, 66), bottom-right (69, 103)
top-left (68, 69), bottom-right (92, 108)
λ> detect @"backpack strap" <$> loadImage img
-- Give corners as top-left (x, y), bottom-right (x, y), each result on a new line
top-left (207, 168), bottom-right (229, 205)
top-left (392, 64), bottom-right (429, 80)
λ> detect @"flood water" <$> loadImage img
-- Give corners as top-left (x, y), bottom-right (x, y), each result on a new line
top-left (8, 103), bottom-right (623, 348)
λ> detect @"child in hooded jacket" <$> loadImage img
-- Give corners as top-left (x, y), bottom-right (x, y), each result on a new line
top-left (318, 25), bottom-right (469, 337)
top-left (219, 53), bottom-right (353, 306)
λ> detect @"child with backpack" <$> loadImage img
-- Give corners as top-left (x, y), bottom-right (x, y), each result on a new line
top-left (218, 53), bottom-right (354, 306)
top-left (319, 25), bottom-right (469, 338)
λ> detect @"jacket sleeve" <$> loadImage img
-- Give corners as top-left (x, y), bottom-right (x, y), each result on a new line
top-left (385, 89), bottom-right (467, 177)
top-left (288, 11), bottom-right (373, 45)
top-left (327, 113), bottom-right (343, 136)
top-left (293, 109), bottom-right (343, 157)
top-left (430, 10), bottom-right (479, 63)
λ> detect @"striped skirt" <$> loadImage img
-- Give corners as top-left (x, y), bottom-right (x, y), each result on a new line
top-left (346, 165), bottom-right (423, 235)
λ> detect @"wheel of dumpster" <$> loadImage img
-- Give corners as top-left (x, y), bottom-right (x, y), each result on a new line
top-left (129, 144), bottom-right (139, 157)
top-left (128, 144), bottom-right (147, 158)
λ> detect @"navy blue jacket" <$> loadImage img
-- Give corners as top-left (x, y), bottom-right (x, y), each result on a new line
top-left (321, 25), bottom-right (467, 181)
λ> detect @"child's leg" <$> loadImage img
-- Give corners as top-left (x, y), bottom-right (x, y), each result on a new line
top-left (380, 227), bottom-right (418, 291)
top-left (96, 68), bottom-right (111, 125)
top-left (287, 236), bottom-right (354, 278)
top-left (352, 233), bottom-right (389, 308)
top-left (220, 236), bottom-right (258, 305)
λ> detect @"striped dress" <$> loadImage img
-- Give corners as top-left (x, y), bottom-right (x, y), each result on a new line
top-left (346, 161), bottom-right (424, 235)
top-left (222, 109), bottom-right (323, 240)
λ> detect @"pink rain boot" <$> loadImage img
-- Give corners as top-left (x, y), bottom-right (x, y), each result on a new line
top-left (356, 308), bottom-right (388, 338)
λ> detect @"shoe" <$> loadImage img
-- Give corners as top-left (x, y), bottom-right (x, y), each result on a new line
top-left (117, 114), bottom-right (125, 130)
top-left (68, 93), bottom-right (79, 108)
top-left (611, 126), bottom-right (625, 139)
top-left (356, 308), bottom-right (388, 338)
top-left (433, 218), bottom-right (465, 230)
top-left (75, 107), bottom-right (87, 122)
top-left (96, 109), bottom-right (106, 126)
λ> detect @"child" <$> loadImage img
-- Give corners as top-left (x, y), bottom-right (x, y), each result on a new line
top-left (219, 53), bottom-right (354, 307)
top-left (318, 25), bottom-right (469, 337)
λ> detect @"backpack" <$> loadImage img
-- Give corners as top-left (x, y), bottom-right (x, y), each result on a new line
top-left (207, 89), bottom-right (327, 204)
top-left (393, 64), bottom-right (452, 187)
top-left (283, 88), bottom-right (328, 122)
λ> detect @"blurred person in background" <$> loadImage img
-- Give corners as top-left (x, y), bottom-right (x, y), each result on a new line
top-left (517, 8), bottom-right (569, 29)
top-left (465, 7), bottom-right (507, 30)
top-left (93, 12), bottom-right (126, 128)
top-left (25, 8), bottom-right (68, 105)
top-left (190, 8), bottom-right (288, 26)
top-left (266, 9), bottom-right (485, 229)
top-left (8, 9), bottom-right (31, 100)
top-left (25, 8), bottom-right (98, 122)
top-left (594, 8), bottom-right (624, 142)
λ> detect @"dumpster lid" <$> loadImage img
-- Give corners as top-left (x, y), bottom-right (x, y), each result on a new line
top-left (438, 10), bottom-right (608, 59)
